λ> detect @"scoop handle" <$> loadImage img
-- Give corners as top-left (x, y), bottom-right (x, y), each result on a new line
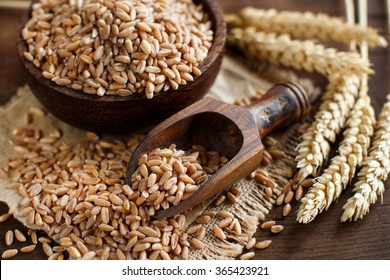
top-left (248, 82), bottom-right (310, 137)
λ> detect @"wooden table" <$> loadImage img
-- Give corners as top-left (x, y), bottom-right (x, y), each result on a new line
top-left (0, 0), bottom-right (389, 260)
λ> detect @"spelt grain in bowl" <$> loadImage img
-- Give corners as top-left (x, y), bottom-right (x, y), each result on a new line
top-left (22, 0), bottom-right (214, 99)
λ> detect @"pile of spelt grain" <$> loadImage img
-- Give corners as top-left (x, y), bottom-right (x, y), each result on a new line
top-left (0, 126), bottom-right (234, 259)
top-left (22, 0), bottom-right (213, 98)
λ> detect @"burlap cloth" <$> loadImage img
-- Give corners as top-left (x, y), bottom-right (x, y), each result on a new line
top-left (0, 55), bottom-right (319, 259)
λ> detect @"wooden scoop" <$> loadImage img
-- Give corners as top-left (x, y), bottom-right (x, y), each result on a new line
top-left (126, 82), bottom-right (310, 219)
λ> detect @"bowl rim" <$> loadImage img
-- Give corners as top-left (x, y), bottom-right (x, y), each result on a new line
top-left (16, 0), bottom-right (226, 103)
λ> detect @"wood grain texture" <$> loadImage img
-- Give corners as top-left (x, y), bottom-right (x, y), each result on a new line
top-left (16, 0), bottom-right (226, 134)
top-left (126, 83), bottom-right (309, 219)
top-left (1, 0), bottom-right (389, 260)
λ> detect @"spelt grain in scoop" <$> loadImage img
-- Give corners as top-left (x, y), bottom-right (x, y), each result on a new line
top-left (22, 0), bottom-right (213, 98)
top-left (131, 144), bottom-right (227, 210)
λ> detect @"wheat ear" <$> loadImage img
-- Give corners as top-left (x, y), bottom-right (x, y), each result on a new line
top-left (225, 7), bottom-right (387, 48)
top-left (227, 27), bottom-right (373, 77)
top-left (341, 94), bottom-right (390, 222)
top-left (295, 74), bottom-right (360, 182)
top-left (297, 92), bottom-right (376, 223)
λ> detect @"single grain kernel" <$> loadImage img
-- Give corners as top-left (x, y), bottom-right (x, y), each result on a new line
top-left (14, 230), bottom-right (26, 242)
top-left (42, 243), bottom-right (54, 257)
top-left (300, 178), bottom-right (315, 187)
top-left (0, 213), bottom-right (12, 222)
top-left (276, 193), bottom-right (285, 205)
top-left (20, 244), bottom-right (36, 253)
top-left (283, 203), bottom-right (292, 217)
top-left (260, 220), bottom-right (276, 230)
top-left (245, 238), bottom-right (256, 250)
top-left (255, 240), bottom-right (272, 249)
top-left (2, 249), bottom-right (18, 259)
top-left (226, 191), bottom-right (238, 203)
top-left (284, 191), bottom-right (294, 204)
top-left (270, 225), bottom-right (284, 233)
top-left (240, 252), bottom-right (255, 260)
top-left (295, 185), bottom-right (303, 201)
top-left (68, 246), bottom-right (81, 259)
top-left (214, 195), bottom-right (226, 206)
top-left (213, 224), bottom-right (226, 240)
top-left (191, 238), bottom-right (204, 250)
top-left (5, 230), bottom-right (13, 246)
top-left (268, 149), bottom-right (285, 159)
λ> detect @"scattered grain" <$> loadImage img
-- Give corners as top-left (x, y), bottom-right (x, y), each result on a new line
top-left (265, 187), bottom-right (273, 197)
top-left (270, 225), bottom-right (284, 233)
top-left (30, 231), bottom-right (38, 245)
top-left (284, 191), bottom-right (294, 204)
top-left (295, 185), bottom-right (303, 201)
top-left (218, 217), bottom-right (233, 229)
top-left (255, 240), bottom-right (272, 250)
top-left (42, 243), bottom-right (54, 257)
top-left (226, 191), bottom-right (238, 203)
top-left (196, 226), bottom-right (206, 240)
top-left (5, 230), bottom-right (13, 246)
top-left (38, 237), bottom-right (52, 244)
top-left (20, 244), bottom-right (36, 253)
top-left (268, 149), bottom-right (285, 159)
top-left (3, 128), bottom-right (229, 260)
top-left (2, 249), bottom-right (18, 259)
top-left (240, 252), bottom-right (255, 260)
top-left (283, 203), bottom-right (292, 217)
top-left (14, 230), bottom-right (27, 242)
top-left (276, 193), bottom-right (285, 206)
top-left (218, 211), bottom-right (234, 219)
top-left (300, 178), bottom-right (315, 188)
top-left (245, 238), bottom-right (256, 250)
top-left (191, 238), bottom-right (205, 250)
top-left (260, 220), bottom-right (276, 230)
top-left (0, 213), bottom-right (12, 222)
top-left (196, 215), bottom-right (211, 224)
top-left (213, 225), bottom-right (226, 240)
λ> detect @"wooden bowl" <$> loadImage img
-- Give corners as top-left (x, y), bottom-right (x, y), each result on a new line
top-left (16, 0), bottom-right (226, 134)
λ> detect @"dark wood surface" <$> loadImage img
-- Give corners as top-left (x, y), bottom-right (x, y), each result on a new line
top-left (1, 0), bottom-right (389, 260)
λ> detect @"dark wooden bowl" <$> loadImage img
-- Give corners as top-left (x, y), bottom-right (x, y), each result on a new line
top-left (16, 0), bottom-right (226, 134)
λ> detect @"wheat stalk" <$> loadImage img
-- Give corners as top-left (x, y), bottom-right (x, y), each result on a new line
top-left (341, 94), bottom-right (390, 222)
top-left (225, 7), bottom-right (387, 47)
top-left (295, 74), bottom-right (360, 182)
top-left (227, 27), bottom-right (373, 77)
top-left (297, 92), bottom-right (376, 223)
